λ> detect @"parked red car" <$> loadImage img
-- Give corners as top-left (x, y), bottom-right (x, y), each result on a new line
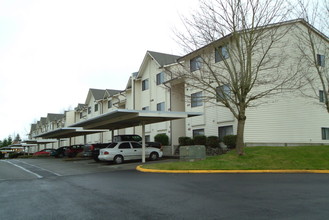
top-left (33, 149), bottom-right (56, 156)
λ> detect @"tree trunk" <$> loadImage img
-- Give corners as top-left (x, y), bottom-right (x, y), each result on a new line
top-left (236, 116), bottom-right (246, 156)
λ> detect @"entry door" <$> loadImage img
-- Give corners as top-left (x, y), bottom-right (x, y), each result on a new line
top-left (131, 142), bottom-right (143, 159)
top-left (118, 142), bottom-right (134, 160)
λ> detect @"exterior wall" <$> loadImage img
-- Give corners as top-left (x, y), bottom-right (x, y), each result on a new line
top-left (171, 82), bottom-right (187, 145)
top-left (245, 91), bottom-right (329, 145)
top-left (177, 21), bottom-right (329, 146)
top-left (28, 21), bottom-right (328, 148)
top-left (133, 56), bottom-right (171, 142)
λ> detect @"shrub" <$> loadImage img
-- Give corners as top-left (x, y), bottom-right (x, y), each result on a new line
top-left (9, 152), bottom-right (20, 158)
top-left (154, 133), bottom-right (169, 146)
top-left (178, 137), bottom-right (194, 146)
top-left (223, 135), bottom-right (237, 149)
top-left (193, 135), bottom-right (207, 145)
top-left (207, 136), bottom-right (220, 148)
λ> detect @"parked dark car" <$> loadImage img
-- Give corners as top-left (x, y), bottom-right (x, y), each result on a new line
top-left (113, 135), bottom-right (142, 142)
top-left (83, 143), bottom-right (112, 162)
top-left (51, 146), bottom-right (68, 158)
top-left (145, 142), bottom-right (162, 149)
top-left (65, 145), bottom-right (84, 157)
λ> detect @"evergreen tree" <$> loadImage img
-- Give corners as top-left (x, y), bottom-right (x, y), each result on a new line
top-left (7, 136), bottom-right (12, 146)
top-left (2, 138), bottom-right (8, 147)
top-left (14, 134), bottom-right (21, 142)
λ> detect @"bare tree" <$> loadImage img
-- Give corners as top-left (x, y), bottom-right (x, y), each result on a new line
top-left (293, 0), bottom-right (329, 112)
top-left (170, 0), bottom-right (301, 155)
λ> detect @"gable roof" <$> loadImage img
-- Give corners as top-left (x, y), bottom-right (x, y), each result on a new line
top-left (37, 117), bottom-right (47, 127)
top-left (30, 124), bottom-right (37, 133)
top-left (90, 88), bottom-right (106, 100)
top-left (75, 103), bottom-right (87, 111)
top-left (178, 19), bottom-right (328, 61)
top-left (125, 72), bottom-right (138, 90)
top-left (148, 51), bottom-right (180, 67)
top-left (105, 89), bottom-right (122, 97)
top-left (136, 51), bottom-right (180, 79)
top-left (85, 88), bottom-right (106, 104)
top-left (47, 113), bottom-right (64, 122)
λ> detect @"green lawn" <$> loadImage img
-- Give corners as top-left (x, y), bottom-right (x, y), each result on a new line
top-left (142, 146), bottom-right (329, 170)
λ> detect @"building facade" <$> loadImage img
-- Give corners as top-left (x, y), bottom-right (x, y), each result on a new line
top-left (28, 20), bottom-right (329, 151)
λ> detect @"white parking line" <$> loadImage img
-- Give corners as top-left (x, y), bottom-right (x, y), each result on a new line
top-left (4, 160), bottom-right (43, 179)
top-left (17, 160), bottom-right (61, 176)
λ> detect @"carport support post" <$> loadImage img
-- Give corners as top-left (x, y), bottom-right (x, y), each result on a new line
top-left (142, 121), bottom-right (146, 163)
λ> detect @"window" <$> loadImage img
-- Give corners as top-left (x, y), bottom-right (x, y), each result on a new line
top-left (108, 100), bottom-right (112, 108)
top-left (322, 128), bottom-right (329, 140)
top-left (88, 106), bottom-right (91, 114)
top-left (94, 104), bottom-right (98, 112)
top-left (190, 56), bottom-right (202, 72)
top-left (80, 112), bottom-right (83, 119)
top-left (317, 54), bottom-right (325, 67)
top-left (118, 142), bottom-right (131, 149)
top-left (218, 126), bottom-right (233, 141)
top-left (142, 106), bottom-right (149, 111)
top-left (157, 102), bottom-right (165, 111)
top-left (216, 84), bottom-right (231, 101)
top-left (215, 45), bottom-right (229, 63)
top-left (142, 79), bottom-right (149, 91)
top-left (193, 129), bottom-right (204, 137)
top-left (131, 142), bottom-right (142, 149)
top-left (156, 72), bottom-right (165, 85)
top-left (191, 91), bottom-right (203, 107)
top-left (319, 90), bottom-right (325, 103)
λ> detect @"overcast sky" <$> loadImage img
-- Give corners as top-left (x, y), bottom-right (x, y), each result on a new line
top-left (0, 0), bottom-right (200, 140)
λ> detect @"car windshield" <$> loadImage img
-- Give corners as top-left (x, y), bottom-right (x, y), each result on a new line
top-left (107, 143), bottom-right (117, 148)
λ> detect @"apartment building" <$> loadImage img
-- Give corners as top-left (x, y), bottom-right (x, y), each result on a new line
top-left (165, 19), bottom-right (329, 146)
top-left (29, 19), bottom-right (328, 149)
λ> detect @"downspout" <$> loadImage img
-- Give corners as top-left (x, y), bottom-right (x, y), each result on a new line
top-left (132, 74), bottom-right (136, 134)
top-left (163, 67), bottom-right (174, 154)
top-left (169, 86), bottom-right (173, 155)
top-left (99, 100), bottom-right (103, 143)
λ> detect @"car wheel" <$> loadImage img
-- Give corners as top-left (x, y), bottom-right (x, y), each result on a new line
top-left (114, 155), bottom-right (124, 164)
top-left (149, 152), bottom-right (159, 161)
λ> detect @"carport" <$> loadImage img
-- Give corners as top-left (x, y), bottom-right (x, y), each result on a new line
top-left (33, 127), bottom-right (109, 148)
top-left (68, 109), bottom-right (201, 163)
top-left (23, 139), bottom-right (57, 152)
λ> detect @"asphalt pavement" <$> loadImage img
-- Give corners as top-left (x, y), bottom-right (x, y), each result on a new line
top-left (1, 158), bottom-right (329, 220)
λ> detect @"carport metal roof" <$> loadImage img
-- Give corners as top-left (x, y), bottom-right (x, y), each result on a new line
top-left (23, 139), bottom-right (58, 144)
top-left (69, 109), bottom-right (201, 130)
top-left (33, 127), bottom-right (109, 139)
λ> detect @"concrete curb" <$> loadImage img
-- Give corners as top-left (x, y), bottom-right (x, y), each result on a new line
top-left (136, 166), bottom-right (329, 174)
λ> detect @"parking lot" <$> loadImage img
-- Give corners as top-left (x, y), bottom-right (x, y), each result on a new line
top-left (0, 157), bottom-right (170, 180)
top-left (1, 157), bottom-right (329, 219)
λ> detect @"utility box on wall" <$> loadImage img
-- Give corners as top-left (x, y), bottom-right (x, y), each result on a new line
top-left (180, 145), bottom-right (206, 161)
